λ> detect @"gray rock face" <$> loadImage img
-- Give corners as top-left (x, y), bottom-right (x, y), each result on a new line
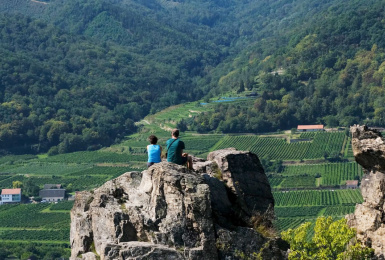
top-left (71, 148), bottom-right (288, 260)
top-left (348, 125), bottom-right (385, 258)
top-left (206, 148), bottom-right (274, 215)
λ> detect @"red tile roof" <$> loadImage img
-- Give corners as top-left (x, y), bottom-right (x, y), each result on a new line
top-left (297, 125), bottom-right (324, 130)
top-left (346, 180), bottom-right (358, 186)
top-left (1, 188), bottom-right (21, 195)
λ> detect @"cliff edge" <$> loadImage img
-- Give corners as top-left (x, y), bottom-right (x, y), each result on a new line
top-left (348, 125), bottom-right (385, 258)
top-left (70, 148), bottom-right (288, 259)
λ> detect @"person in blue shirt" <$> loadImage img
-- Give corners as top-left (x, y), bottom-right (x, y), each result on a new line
top-left (166, 129), bottom-right (192, 169)
top-left (147, 135), bottom-right (162, 168)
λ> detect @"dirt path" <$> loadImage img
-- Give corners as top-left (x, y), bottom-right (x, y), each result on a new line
top-left (31, 0), bottom-right (49, 4)
top-left (160, 125), bottom-right (173, 132)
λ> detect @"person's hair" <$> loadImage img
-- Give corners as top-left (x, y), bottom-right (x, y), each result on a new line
top-left (172, 129), bottom-right (179, 138)
top-left (148, 135), bottom-right (158, 144)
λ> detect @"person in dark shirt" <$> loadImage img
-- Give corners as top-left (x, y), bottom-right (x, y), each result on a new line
top-left (166, 129), bottom-right (192, 169)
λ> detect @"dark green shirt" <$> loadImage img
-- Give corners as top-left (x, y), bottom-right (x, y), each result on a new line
top-left (166, 138), bottom-right (185, 165)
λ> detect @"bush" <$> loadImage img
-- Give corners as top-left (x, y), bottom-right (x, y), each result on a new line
top-left (281, 217), bottom-right (374, 259)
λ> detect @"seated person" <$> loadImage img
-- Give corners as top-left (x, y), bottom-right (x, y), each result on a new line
top-left (147, 135), bottom-right (162, 168)
top-left (166, 129), bottom-right (192, 169)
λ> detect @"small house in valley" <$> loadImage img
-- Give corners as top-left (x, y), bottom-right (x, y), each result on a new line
top-left (39, 186), bottom-right (66, 202)
top-left (346, 180), bottom-right (359, 189)
top-left (297, 125), bottom-right (324, 132)
top-left (1, 188), bottom-right (21, 203)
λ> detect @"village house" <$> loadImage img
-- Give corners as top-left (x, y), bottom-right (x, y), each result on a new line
top-left (1, 188), bottom-right (21, 203)
top-left (346, 180), bottom-right (359, 189)
top-left (297, 125), bottom-right (325, 132)
top-left (39, 184), bottom-right (66, 202)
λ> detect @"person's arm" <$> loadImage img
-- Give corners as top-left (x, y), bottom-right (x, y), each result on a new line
top-left (181, 141), bottom-right (186, 156)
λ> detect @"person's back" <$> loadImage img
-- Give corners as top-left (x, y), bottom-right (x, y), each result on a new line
top-left (166, 129), bottom-right (192, 169)
top-left (147, 135), bottom-right (162, 168)
top-left (166, 138), bottom-right (185, 164)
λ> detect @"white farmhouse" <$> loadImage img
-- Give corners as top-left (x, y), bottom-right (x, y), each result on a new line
top-left (1, 188), bottom-right (21, 203)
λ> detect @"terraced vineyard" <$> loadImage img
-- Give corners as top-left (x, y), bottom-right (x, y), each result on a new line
top-left (0, 164), bottom-right (138, 191)
top-left (323, 205), bottom-right (356, 216)
top-left (273, 189), bottom-right (363, 206)
top-left (321, 162), bottom-right (363, 185)
top-left (0, 204), bottom-right (68, 229)
top-left (274, 205), bottom-right (357, 232)
top-left (247, 132), bottom-right (346, 160)
top-left (275, 206), bottom-right (324, 217)
top-left (274, 217), bottom-right (315, 232)
top-left (215, 135), bottom-right (259, 151)
top-left (41, 151), bottom-right (137, 164)
top-left (279, 175), bottom-right (317, 188)
top-left (0, 203), bottom-right (70, 243)
top-left (278, 162), bottom-right (364, 186)
top-left (3, 163), bottom-right (92, 176)
top-left (182, 135), bottom-right (223, 155)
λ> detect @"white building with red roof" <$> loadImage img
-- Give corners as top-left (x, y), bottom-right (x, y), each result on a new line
top-left (297, 125), bottom-right (324, 132)
top-left (1, 188), bottom-right (21, 203)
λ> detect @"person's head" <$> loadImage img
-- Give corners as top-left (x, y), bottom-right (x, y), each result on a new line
top-left (171, 129), bottom-right (179, 138)
top-left (148, 135), bottom-right (158, 144)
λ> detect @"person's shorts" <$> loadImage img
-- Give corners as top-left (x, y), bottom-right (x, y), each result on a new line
top-left (181, 156), bottom-right (188, 164)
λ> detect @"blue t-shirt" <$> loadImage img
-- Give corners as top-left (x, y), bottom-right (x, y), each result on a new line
top-left (166, 138), bottom-right (185, 165)
top-left (147, 144), bottom-right (161, 163)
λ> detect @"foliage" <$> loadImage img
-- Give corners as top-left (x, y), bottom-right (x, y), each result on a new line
top-left (0, 11), bottom-right (221, 154)
top-left (281, 217), bottom-right (374, 259)
top-left (2, 0), bottom-right (385, 150)
top-left (12, 180), bottom-right (22, 188)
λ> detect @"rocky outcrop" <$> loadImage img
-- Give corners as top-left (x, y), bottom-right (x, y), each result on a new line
top-left (71, 148), bottom-right (288, 260)
top-left (347, 125), bottom-right (385, 258)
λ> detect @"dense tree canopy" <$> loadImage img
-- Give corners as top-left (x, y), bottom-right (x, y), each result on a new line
top-left (187, 1), bottom-right (385, 133)
top-left (2, 0), bottom-right (385, 148)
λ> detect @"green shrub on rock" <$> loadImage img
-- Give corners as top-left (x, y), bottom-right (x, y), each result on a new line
top-left (281, 217), bottom-right (373, 260)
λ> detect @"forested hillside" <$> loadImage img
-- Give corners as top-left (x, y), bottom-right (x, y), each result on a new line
top-left (1, 0), bottom-right (385, 152)
top-left (0, 13), bottom-right (216, 154)
top-left (189, 0), bottom-right (385, 132)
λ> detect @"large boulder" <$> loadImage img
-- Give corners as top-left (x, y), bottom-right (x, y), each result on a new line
top-left (71, 148), bottom-right (287, 259)
top-left (347, 125), bottom-right (385, 258)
